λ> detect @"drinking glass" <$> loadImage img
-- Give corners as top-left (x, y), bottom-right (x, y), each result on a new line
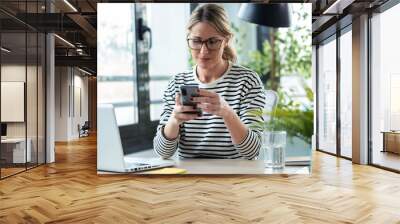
top-left (263, 131), bottom-right (286, 168)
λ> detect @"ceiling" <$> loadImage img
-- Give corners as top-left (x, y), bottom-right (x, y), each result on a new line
top-left (0, 0), bottom-right (98, 75)
top-left (311, 0), bottom-right (390, 44)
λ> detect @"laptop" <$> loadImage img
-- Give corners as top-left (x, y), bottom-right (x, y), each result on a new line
top-left (97, 104), bottom-right (175, 173)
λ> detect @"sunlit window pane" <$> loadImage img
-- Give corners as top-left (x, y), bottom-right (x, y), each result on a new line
top-left (340, 30), bottom-right (352, 158)
top-left (371, 4), bottom-right (400, 170)
top-left (318, 38), bottom-right (337, 154)
top-left (146, 4), bottom-right (191, 121)
top-left (98, 4), bottom-right (137, 126)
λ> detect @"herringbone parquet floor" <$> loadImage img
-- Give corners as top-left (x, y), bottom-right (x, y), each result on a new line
top-left (1, 134), bottom-right (400, 223)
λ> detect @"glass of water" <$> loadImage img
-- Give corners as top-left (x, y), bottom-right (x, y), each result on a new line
top-left (263, 131), bottom-right (287, 169)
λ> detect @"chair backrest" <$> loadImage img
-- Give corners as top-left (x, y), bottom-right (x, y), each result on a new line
top-left (263, 90), bottom-right (279, 123)
top-left (82, 121), bottom-right (90, 129)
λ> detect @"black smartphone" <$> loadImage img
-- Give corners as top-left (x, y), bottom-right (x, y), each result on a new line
top-left (180, 85), bottom-right (202, 116)
top-left (180, 85), bottom-right (199, 106)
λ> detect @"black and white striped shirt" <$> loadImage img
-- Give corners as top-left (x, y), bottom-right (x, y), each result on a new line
top-left (153, 63), bottom-right (265, 160)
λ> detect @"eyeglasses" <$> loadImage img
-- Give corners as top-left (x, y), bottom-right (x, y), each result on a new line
top-left (187, 38), bottom-right (223, 50)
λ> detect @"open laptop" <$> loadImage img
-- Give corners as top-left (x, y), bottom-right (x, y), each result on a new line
top-left (97, 104), bottom-right (174, 173)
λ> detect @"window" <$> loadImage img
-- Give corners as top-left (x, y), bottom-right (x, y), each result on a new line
top-left (0, 1), bottom-right (46, 179)
top-left (146, 4), bottom-right (191, 121)
top-left (317, 37), bottom-right (337, 154)
top-left (98, 4), bottom-right (138, 126)
top-left (339, 29), bottom-right (352, 158)
top-left (371, 3), bottom-right (400, 171)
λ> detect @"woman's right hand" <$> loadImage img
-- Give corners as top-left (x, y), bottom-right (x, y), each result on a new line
top-left (169, 93), bottom-right (200, 126)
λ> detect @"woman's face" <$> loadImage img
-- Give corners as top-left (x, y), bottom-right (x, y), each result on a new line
top-left (188, 22), bottom-right (227, 70)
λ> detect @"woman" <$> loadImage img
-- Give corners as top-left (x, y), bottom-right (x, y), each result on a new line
top-left (153, 3), bottom-right (265, 159)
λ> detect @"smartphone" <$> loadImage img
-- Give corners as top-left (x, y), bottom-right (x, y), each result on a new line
top-left (180, 84), bottom-right (199, 106)
top-left (180, 84), bottom-right (202, 116)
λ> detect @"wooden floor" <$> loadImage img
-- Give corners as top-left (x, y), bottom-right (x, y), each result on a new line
top-left (373, 150), bottom-right (400, 171)
top-left (1, 167), bottom-right (26, 178)
top-left (1, 163), bottom-right (44, 178)
top-left (1, 135), bottom-right (400, 223)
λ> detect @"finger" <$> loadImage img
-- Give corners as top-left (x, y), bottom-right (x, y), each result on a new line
top-left (181, 105), bottom-right (198, 112)
top-left (197, 103), bottom-right (215, 112)
top-left (175, 105), bottom-right (197, 112)
top-left (176, 112), bottom-right (199, 121)
top-left (175, 93), bottom-right (181, 106)
top-left (198, 89), bottom-right (217, 98)
top-left (192, 96), bottom-right (215, 104)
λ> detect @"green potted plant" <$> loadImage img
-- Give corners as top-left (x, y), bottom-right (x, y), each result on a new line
top-left (244, 5), bottom-right (313, 146)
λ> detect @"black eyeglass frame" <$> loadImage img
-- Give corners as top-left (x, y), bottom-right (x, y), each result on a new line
top-left (187, 37), bottom-right (224, 50)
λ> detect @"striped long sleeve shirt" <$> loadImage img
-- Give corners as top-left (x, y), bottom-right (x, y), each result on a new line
top-left (153, 63), bottom-right (266, 160)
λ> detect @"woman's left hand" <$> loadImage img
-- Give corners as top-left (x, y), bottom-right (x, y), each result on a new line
top-left (192, 89), bottom-right (232, 118)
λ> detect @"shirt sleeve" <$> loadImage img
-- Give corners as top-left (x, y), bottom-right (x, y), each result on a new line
top-left (153, 77), bottom-right (179, 159)
top-left (234, 72), bottom-right (266, 160)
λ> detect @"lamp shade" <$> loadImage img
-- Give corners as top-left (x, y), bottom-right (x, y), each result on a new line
top-left (238, 3), bottom-right (291, 28)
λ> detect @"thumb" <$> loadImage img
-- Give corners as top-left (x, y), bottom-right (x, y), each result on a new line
top-left (175, 93), bottom-right (181, 106)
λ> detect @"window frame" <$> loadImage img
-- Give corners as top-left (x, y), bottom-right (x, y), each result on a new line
top-left (314, 0), bottom-right (400, 173)
top-left (314, 20), bottom-right (353, 161)
top-left (368, 0), bottom-right (400, 173)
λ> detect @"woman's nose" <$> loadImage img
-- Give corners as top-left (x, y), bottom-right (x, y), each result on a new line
top-left (199, 43), bottom-right (209, 54)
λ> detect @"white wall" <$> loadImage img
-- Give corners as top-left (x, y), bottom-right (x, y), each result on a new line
top-left (72, 73), bottom-right (89, 138)
top-left (55, 67), bottom-right (89, 141)
top-left (55, 66), bottom-right (69, 141)
top-left (1, 65), bottom-right (35, 137)
top-left (1, 65), bottom-right (26, 141)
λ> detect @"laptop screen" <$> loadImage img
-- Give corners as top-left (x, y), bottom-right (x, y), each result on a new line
top-left (1, 123), bottom-right (6, 137)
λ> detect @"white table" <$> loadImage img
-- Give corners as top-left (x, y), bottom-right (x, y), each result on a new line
top-left (98, 149), bottom-right (311, 175)
top-left (1, 138), bottom-right (31, 163)
top-left (164, 158), bottom-right (310, 174)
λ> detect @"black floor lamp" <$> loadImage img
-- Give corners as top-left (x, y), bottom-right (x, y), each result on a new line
top-left (238, 3), bottom-right (291, 90)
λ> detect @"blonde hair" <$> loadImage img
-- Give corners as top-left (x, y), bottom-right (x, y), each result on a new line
top-left (187, 3), bottom-right (237, 63)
